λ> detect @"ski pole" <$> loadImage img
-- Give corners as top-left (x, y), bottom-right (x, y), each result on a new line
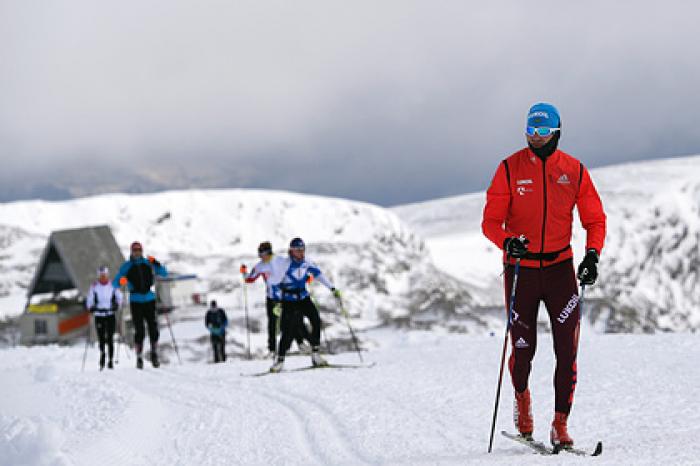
top-left (240, 268), bottom-right (252, 360)
top-left (321, 321), bottom-right (332, 355)
top-left (337, 296), bottom-right (363, 363)
top-left (115, 285), bottom-right (126, 364)
top-left (81, 313), bottom-right (92, 372)
top-left (121, 310), bottom-right (131, 361)
top-left (115, 309), bottom-right (131, 363)
top-left (118, 278), bottom-right (131, 361)
top-left (579, 268), bottom-right (588, 319)
top-left (488, 257), bottom-right (521, 453)
top-left (115, 330), bottom-right (120, 364)
top-left (164, 311), bottom-right (182, 364)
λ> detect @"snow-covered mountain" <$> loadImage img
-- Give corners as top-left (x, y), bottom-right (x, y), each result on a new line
top-left (0, 189), bottom-right (485, 336)
top-left (1, 155), bottom-right (697, 337)
top-left (394, 154), bottom-right (700, 333)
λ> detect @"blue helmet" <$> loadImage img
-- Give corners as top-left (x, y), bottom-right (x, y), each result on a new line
top-left (289, 237), bottom-right (305, 250)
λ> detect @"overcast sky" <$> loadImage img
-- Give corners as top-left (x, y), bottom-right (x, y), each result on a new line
top-left (1, 1), bottom-right (699, 206)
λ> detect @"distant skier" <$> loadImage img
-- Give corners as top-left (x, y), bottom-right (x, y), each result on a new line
top-left (86, 266), bottom-right (123, 370)
top-left (205, 300), bottom-right (228, 363)
top-left (482, 103), bottom-right (606, 448)
top-left (267, 237), bottom-right (341, 372)
top-left (113, 241), bottom-right (168, 369)
top-left (241, 241), bottom-right (310, 356)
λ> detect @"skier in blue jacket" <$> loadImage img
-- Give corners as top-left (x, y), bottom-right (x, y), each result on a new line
top-left (113, 241), bottom-right (167, 369)
top-left (267, 237), bottom-right (341, 372)
top-left (205, 300), bottom-right (228, 363)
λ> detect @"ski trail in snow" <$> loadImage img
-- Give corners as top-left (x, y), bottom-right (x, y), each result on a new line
top-left (66, 373), bottom-right (171, 466)
top-left (160, 368), bottom-right (335, 465)
top-left (153, 364), bottom-right (377, 464)
top-left (247, 387), bottom-right (330, 466)
top-left (125, 365), bottom-right (333, 465)
top-left (121, 368), bottom-right (250, 466)
top-left (256, 384), bottom-right (376, 465)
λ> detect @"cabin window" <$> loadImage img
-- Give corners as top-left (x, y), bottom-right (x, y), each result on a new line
top-left (34, 319), bottom-right (48, 335)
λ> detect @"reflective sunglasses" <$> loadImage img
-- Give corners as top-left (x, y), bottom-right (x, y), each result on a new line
top-left (526, 126), bottom-right (560, 137)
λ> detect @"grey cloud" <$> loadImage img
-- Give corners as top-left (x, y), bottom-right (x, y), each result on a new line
top-left (1, 1), bottom-right (699, 205)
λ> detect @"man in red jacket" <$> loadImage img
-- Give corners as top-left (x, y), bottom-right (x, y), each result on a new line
top-left (482, 102), bottom-right (606, 448)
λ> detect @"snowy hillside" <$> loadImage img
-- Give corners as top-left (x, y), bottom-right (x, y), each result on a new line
top-left (0, 189), bottom-right (486, 336)
top-left (394, 154), bottom-right (700, 332)
top-left (1, 329), bottom-right (699, 465)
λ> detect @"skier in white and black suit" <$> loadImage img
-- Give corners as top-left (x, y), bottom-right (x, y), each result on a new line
top-left (86, 266), bottom-right (123, 370)
top-left (205, 300), bottom-right (228, 363)
top-left (267, 237), bottom-right (341, 373)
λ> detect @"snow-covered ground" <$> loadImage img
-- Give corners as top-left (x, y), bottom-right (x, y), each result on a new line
top-left (1, 328), bottom-right (698, 465)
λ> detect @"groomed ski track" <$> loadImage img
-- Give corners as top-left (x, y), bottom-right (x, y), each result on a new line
top-left (1, 330), bottom-right (698, 465)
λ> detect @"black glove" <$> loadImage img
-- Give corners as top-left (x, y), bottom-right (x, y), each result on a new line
top-left (503, 236), bottom-right (530, 258)
top-left (89, 306), bottom-right (97, 314)
top-left (577, 249), bottom-right (599, 285)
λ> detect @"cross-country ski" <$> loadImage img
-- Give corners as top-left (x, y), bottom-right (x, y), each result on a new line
top-left (241, 362), bottom-right (377, 377)
top-left (502, 431), bottom-right (603, 457)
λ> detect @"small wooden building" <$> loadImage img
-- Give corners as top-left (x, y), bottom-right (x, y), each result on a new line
top-left (156, 273), bottom-right (200, 312)
top-left (20, 225), bottom-right (125, 345)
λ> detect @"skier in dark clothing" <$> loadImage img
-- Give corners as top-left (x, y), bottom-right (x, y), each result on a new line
top-left (482, 103), bottom-right (606, 447)
top-left (205, 300), bottom-right (228, 363)
top-left (113, 241), bottom-right (167, 369)
top-left (86, 266), bottom-right (123, 370)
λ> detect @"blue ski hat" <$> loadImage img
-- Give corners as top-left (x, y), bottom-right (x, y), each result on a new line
top-left (289, 237), bottom-right (305, 249)
top-left (527, 102), bottom-right (560, 128)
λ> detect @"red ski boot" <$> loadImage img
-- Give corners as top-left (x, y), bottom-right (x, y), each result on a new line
top-left (513, 389), bottom-right (534, 438)
top-left (550, 412), bottom-right (574, 448)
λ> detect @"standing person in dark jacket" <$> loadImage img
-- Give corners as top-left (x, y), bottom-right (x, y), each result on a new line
top-left (205, 300), bottom-right (228, 363)
top-left (86, 266), bottom-right (123, 370)
top-left (113, 241), bottom-right (167, 369)
top-left (482, 103), bottom-right (606, 448)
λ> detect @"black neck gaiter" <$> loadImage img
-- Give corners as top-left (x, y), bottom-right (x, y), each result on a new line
top-left (528, 131), bottom-right (561, 161)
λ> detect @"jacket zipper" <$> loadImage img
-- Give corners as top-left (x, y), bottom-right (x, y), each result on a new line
top-left (540, 158), bottom-right (548, 268)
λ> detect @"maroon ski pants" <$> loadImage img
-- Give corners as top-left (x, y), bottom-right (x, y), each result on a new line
top-left (504, 259), bottom-right (581, 415)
